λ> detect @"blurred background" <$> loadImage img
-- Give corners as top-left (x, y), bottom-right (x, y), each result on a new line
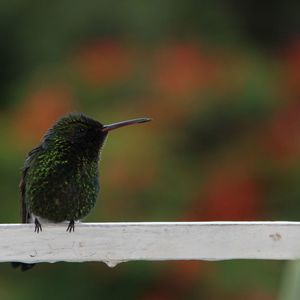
top-left (1, 0), bottom-right (300, 299)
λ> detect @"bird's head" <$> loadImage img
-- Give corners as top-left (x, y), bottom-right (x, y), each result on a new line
top-left (42, 113), bottom-right (151, 158)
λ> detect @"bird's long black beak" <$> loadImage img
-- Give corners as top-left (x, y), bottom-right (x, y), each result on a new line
top-left (102, 118), bottom-right (152, 132)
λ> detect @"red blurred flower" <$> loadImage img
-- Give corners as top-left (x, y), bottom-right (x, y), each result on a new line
top-left (152, 42), bottom-right (215, 97)
top-left (281, 39), bottom-right (300, 97)
top-left (190, 166), bottom-right (262, 221)
top-left (138, 42), bottom-right (218, 128)
top-left (13, 85), bottom-right (74, 146)
top-left (73, 40), bottom-right (134, 86)
top-left (169, 260), bottom-right (211, 286)
top-left (263, 101), bottom-right (300, 163)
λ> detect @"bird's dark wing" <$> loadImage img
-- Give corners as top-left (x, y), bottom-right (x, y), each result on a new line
top-left (13, 147), bottom-right (42, 272)
top-left (20, 166), bottom-right (29, 223)
top-left (20, 146), bottom-right (42, 223)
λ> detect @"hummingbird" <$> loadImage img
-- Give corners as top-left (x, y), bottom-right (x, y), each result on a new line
top-left (12, 113), bottom-right (151, 271)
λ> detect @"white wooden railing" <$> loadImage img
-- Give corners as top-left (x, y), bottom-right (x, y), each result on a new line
top-left (4, 221), bottom-right (300, 299)
top-left (3, 221), bottom-right (300, 265)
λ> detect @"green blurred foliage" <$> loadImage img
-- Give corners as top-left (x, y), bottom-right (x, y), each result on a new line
top-left (1, 0), bottom-right (300, 299)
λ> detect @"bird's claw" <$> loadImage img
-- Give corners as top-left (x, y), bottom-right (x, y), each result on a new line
top-left (34, 218), bottom-right (42, 233)
top-left (66, 220), bottom-right (75, 232)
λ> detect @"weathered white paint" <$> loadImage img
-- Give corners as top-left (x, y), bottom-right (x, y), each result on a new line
top-left (2, 221), bottom-right (300, 266)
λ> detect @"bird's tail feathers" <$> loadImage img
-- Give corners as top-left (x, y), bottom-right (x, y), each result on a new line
top-left (11, 262), bottom-right (35, 271)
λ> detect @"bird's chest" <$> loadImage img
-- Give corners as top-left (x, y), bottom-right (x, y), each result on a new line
top-left (70, 158), bottom-right (100, 200)
top-left (27, 155), bottom-right (99, 221)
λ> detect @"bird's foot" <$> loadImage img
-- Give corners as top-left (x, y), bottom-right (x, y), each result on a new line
top-left (66, 220), bottom-right (75, 232)
top-left (34, 218), bottom-right (42, 233)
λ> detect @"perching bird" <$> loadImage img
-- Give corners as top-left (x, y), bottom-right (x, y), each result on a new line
top-left (12, 113), bottom-right (151, 271)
